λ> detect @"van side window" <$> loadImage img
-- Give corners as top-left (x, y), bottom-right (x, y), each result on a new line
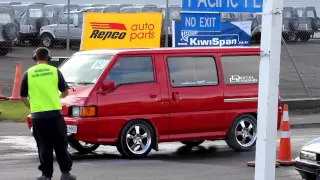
top-left (221, 55), bottom-right (260, 85)
top-left (167, 56), bottom-right (219, 87)
top-left (106, 56), bottom-right (154, 86)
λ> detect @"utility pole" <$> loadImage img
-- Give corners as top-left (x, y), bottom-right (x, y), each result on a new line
top-left (254, 0), bottom-right (283, 179)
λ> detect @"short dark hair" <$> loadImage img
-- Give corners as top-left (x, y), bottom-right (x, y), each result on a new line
top-left (34, 47), bottom-right (50, 61)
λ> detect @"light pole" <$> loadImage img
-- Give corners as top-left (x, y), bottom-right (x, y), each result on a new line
top-left (164, 0), bottom-right (169, 47)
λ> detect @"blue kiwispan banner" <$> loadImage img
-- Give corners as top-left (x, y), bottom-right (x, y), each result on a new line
top-left (172, 19), bottom-right (253, 47)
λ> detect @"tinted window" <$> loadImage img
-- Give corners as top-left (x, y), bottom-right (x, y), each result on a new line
top-left (107, 56), bottom-right (154, 86)
top-left (307, 11), bottom-right (315, 18)
top-left (167, 57), bottom-right (218, 87)
top-left (221, 55), bottom-right (260, 85)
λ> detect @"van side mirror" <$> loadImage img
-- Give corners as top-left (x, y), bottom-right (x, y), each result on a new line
top-left (101, 80), bottom-right (116, 92)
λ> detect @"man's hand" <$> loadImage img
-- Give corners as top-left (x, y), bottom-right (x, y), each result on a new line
top-left (60, 90), bottom-right (69, 99)
top-left (21, 97), bottom-right (30, 109)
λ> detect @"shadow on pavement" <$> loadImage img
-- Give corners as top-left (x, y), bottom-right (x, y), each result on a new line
top-left (69, 144), bottom-right (256, 165)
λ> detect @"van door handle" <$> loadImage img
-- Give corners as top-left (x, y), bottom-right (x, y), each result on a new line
top-left (149, 94), bottom-right (157, 98)
top-left (172, 92), bottom-right (181, 101)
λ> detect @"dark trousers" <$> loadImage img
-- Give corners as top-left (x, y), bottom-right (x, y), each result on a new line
top-left (32, 116), bottom-right (73, 177)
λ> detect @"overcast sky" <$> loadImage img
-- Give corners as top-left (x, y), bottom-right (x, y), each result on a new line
top-left (15, 0), bottom-right (182, 5)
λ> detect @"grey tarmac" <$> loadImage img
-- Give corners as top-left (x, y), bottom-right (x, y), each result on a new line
top-left (0, 113), bottom-right (320, 180)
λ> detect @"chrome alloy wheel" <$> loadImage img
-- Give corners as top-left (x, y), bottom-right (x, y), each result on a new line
top-left (235, 118), bottom-right (257, 147)
top-left (42, 35), bottom-right (51, 47)
top-left (126, 125), bottom-right (152, 155)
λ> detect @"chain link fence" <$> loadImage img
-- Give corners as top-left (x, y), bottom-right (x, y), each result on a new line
top-left (0, 2), bottom-right (320, 100)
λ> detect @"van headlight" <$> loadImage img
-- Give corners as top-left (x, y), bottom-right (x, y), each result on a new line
top-left (70, 106), bottom-right (97, 117)
top-left (300, 150), bottom-right (317, 161)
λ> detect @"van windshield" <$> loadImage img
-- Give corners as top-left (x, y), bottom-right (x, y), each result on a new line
top-left (59, 54), bottom-right (114, 85)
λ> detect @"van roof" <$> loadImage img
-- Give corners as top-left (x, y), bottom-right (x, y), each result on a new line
top-left (75, 47), bottom-right (260, 56)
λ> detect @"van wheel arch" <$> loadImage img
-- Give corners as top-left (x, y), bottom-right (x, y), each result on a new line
top-left (117, 118), bottom-right (159, 151)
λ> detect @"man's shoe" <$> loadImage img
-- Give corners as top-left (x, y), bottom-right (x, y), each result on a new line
top-left (36, 174), bottom-right (51, 180)
top-left (60, 172), bottom-right (77, 180)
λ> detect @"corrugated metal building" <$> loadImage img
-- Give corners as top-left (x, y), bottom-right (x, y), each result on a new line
top-left (284, 0), bottom-right (320, 16)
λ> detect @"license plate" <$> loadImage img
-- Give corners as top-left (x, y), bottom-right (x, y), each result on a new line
top-left (67, 125), bottom-right (77, 134)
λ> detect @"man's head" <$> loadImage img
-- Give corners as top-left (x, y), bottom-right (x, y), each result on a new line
top-left (32, 47), bottom-right (51, 63)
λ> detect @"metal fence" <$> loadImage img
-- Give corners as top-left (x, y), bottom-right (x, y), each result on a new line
top-left (0, 2), bottom-right (320, 100)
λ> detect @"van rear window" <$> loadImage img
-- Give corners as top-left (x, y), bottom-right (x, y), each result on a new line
top-left (167, 56), bottom-right (218, 87)
top-left (221, 55), bottom-right (260, 85)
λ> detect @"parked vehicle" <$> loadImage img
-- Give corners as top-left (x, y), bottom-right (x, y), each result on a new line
top-left (0, 5), bottom-right (20, 32)
top-left (295, 137), bottom-right (320, 180)
top-left (120, 4), bottom-right (161, 13)
top-left (40, 11), bottom-right (83, 48)
top-left (80, 5), bottom-right (129, 13)
top-left (0, 6), bottom-right (19, 56)
top-left (0, 2), bottom-right (21, 5)
top-left (282, 7), bottom-right (300, 42)
top-left (78, 4), bottom-right (105, 11)
top-left (44, 4), bottom-right (81, 24)
top-left (295, 6), bottom-right (320, 42)
top-left (13, 4), bottom-right (49, 46)
top-left (233, 13), bottom-right (260, 39)
top-left (26, 47), bottom-right (283, 158)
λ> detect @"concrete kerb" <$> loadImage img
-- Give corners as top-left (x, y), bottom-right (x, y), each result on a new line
top-left (282, 98), bottom-right (320, 129)
top-left (282, 98), bottom-right (320, 110)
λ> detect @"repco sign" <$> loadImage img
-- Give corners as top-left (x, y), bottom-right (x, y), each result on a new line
top-left (89, 22), bottom-right (127, 40)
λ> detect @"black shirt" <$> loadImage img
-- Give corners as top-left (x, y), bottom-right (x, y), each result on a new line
top-left (20, 69), bottom-right (68, 119)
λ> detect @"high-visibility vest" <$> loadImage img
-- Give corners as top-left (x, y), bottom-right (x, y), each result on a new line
top-left (27, 64), bottom-right (61, 113)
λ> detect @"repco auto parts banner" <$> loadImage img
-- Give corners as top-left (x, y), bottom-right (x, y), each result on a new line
top-left (81, 12), bottom-right (163, 50)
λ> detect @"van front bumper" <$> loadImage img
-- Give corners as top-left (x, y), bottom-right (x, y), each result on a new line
top-left (27, 116), bottom-right (81, 137)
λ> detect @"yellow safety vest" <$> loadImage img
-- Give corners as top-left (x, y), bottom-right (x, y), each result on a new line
top-left (27, 64), bottom-right (61, 113)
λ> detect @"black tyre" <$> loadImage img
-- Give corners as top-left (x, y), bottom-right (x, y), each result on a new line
top-left (3, 22), bottom-right (18, 41)
top-left (117, 120), bottom-right (154, 158)
top-left (14, 20), bottom-right (20, 31)
top-left (0, 48), bottom-right (9, 56)
top-left (299, 32), bottom-right (311, 42)
top-left (289, 19), bottom-right (299, 31)
top-left (68, 137), bottom-right (100, 154)
top-left (35, 17), bottom-right (50, 32)
top-left (251, 19), bottom-right (259, 32)
top-left (181, 140), bottom-right (205, 147)
top-left (311, 18), bottom-right (320, 32)
top-left (226, 114), bottom-right (257, 151)
top-left (41, 33), bottom-right (54, 48)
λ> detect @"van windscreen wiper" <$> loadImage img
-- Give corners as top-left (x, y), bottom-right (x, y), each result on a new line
top-left (76, 81), bottom-right (95, 85)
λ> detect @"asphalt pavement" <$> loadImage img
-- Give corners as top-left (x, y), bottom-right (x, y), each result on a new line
top-left (0, 113), bottom-right (320, 180)
top-left (1, 42), bottom-right (320, 100)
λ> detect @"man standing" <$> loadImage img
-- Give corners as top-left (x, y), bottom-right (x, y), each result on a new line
top-left (20, 47), bottom-right (76, 180)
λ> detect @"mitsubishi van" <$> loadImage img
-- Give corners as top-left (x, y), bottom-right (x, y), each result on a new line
top-left (26, 47), bottom-right (283, 158)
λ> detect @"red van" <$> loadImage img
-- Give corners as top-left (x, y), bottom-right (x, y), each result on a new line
top-left (26, 47), bottom-right (282, 158)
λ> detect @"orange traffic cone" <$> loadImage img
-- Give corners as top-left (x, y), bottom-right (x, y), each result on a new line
top-left (0, 81), bottom-right (7, 100)
top-left (277, 104), bottom-right (294, 166)
top-left (8, 61), bottom-right (22, 101)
